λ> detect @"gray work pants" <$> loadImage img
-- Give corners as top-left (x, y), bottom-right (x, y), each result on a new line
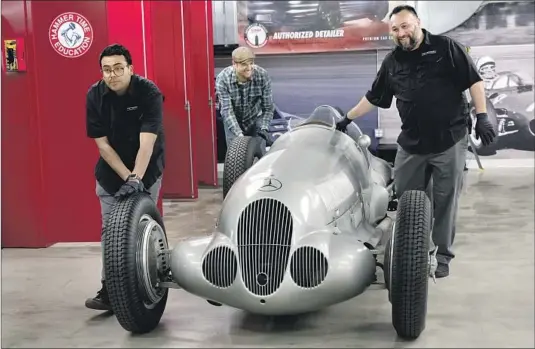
top-left (96, 177), bottom-right (163, 280)
top-left (393, 135), bottom-right (468, 265)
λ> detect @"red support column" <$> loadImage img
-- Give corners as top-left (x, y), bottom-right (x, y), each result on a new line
top-left (152, 1), bottom-right (198, 199)
top-left (184, 0), bottom-right (218, 187)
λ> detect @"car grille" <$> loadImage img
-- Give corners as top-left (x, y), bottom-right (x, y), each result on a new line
top-left (202, 245), bottom-right (238, 288)
top-left (290, 246), bottom-right (329, 288)
top-left (237, 198), bottom-right (293, 296)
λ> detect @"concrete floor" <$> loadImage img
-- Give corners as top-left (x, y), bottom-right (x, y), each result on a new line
top-left (2, 167), bottom-right (534, 348)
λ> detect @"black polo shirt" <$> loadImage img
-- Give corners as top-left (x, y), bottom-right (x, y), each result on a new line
top-left (86, 74), bottom-right (165, 194)
top-left (366, 29), bottom-right (482, 154)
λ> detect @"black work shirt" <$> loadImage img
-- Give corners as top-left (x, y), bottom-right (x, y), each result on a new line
top-left (366, 29), bottom-right (482, 154)
top-left (86, 74), bottom-right (165, 194)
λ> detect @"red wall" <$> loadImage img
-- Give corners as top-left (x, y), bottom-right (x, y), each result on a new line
top-left (2, 1), bottom-right (109, 247)
top-left (151, 1), bottom-right (199, 199)
top-left (186, 0), bottom-right (218, 187)
top-left (1, 0), bottom-right (49, 247)
top-left (1, 0), bottom-right (215, 247)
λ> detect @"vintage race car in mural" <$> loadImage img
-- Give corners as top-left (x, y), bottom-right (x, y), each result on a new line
top-left (467, 70), bottom-right (535, 155)
top-left (246, 0), bottom-right (390, 34)
top-left (102, 105), bottom-right (436, 341)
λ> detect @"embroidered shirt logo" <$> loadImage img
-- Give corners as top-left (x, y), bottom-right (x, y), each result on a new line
top-left (126, 106), bottom-right (138, 111)
top-left (422, 50), bottom-right (436, 56)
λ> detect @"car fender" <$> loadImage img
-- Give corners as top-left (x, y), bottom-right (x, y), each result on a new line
top-left (506, 110), bottom-right (531, 128)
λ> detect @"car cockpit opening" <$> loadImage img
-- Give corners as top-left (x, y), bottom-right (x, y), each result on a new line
top-left (288, 105), bottom-right (342, 130)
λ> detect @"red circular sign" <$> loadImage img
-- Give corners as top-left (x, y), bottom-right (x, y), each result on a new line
top-left (49, 12), bottom-right (94, 58)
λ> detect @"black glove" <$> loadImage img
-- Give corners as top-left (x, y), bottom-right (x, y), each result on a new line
top-left (474, 113), bottom-right (497, 146)
top-left (336, 115), bottom-right (352, 132)
top-left (257, 129), bottom-right (273, 146)
top-left (115, 177), bottom-right (146, 199)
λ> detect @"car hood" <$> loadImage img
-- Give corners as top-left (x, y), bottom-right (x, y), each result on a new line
top-left (220, 127), bottom-right (366, 236)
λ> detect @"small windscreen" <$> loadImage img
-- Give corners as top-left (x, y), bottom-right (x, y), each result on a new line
top-left (294, 105), bottom-right (343, 129)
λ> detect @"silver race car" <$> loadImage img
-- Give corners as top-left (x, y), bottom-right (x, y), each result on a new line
top-left (103, 105), bottom-right (435, 340)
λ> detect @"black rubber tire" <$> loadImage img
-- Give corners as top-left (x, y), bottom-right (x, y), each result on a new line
top-left (390, 190), bottom-right (432, 340)
top-left (103, 192), bottom-right (169, 334)
top-left (222, 136), bottom-right (262, 198)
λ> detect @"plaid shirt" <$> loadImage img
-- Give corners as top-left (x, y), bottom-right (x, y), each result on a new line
top-left (215, 65), bottom-right (274, 136)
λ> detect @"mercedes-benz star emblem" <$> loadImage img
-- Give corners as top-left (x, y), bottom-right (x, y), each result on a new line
top-left (258, 177), bottom-right (282, 192)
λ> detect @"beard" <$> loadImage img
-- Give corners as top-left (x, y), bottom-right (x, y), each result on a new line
top-left (396, 34), bottom-right (418, 51)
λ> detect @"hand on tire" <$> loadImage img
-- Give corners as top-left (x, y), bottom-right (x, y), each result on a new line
top-left (257, 129), bottom-right (273, 147)
top-left (115, 179), bottom-right (146, 199)
top-left (474, 113), bottom-right (497, 146)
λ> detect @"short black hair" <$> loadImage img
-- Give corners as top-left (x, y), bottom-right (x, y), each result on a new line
top-left (99, 44), bottom-right (133, 67)
top-left (389, 4), bottom-right (418, 19)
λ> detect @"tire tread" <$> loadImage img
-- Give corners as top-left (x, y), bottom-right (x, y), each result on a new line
top-left (103, 193), bottom-right (168, 334)
top-left (222, 136), bottom-right (258, 197)
top-left (391, 190), bottom-right (432, 340)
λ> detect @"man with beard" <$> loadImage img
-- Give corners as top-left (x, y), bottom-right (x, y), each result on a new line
top-left (216, 46), bottom-right (275, 154)
top-left (336, 5), bottom-right (496, 278)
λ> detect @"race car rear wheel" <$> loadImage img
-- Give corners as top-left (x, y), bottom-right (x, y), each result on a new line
top-left (389, 190), bottom-right (432, 340)
top-left (223, 136), bottom-right (263, 198)
top-left (103, 192), bottom-right (170, 334)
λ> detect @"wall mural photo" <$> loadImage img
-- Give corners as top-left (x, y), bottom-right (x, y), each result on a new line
top-left (214, 1), bottom-right (534, 164)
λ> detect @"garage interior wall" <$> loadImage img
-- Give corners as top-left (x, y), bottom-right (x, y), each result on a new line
top-left (1, 0), bottom-right (216, 247)
top-left (3, 1), bottom-right (532, 247)
top-left (213, 1), bottom-right (534, 165)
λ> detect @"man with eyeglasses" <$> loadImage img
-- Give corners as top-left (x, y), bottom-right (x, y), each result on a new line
top-left (84, 44), bottom-right (165, 311)
top-left (216, 46), bottom-right (274, 153)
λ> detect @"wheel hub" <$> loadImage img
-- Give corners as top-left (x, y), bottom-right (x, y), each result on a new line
top-left (137, 214), bottom-right (169, 305)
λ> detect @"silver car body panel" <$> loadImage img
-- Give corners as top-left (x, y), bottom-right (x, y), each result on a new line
top-left (170, 105), bottom-right (394, 315)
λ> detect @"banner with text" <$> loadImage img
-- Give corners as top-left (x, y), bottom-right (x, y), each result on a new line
top-left (237, 0), bottom-right (410, 54)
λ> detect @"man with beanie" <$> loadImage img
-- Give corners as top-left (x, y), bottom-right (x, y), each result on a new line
top-left (216, 46), bottom-right (274, 153)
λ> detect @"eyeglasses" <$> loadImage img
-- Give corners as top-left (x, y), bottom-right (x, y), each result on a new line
top-left (102, 66), bottom-right (126, 77)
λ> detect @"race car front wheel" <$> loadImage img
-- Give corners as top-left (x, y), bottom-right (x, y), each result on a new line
top-left (223, 136), bottom-right (264, 198)
top-left (389, 190), bottom-right (432, 340)
top-left (103, 192), bottom-right (170, 334)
